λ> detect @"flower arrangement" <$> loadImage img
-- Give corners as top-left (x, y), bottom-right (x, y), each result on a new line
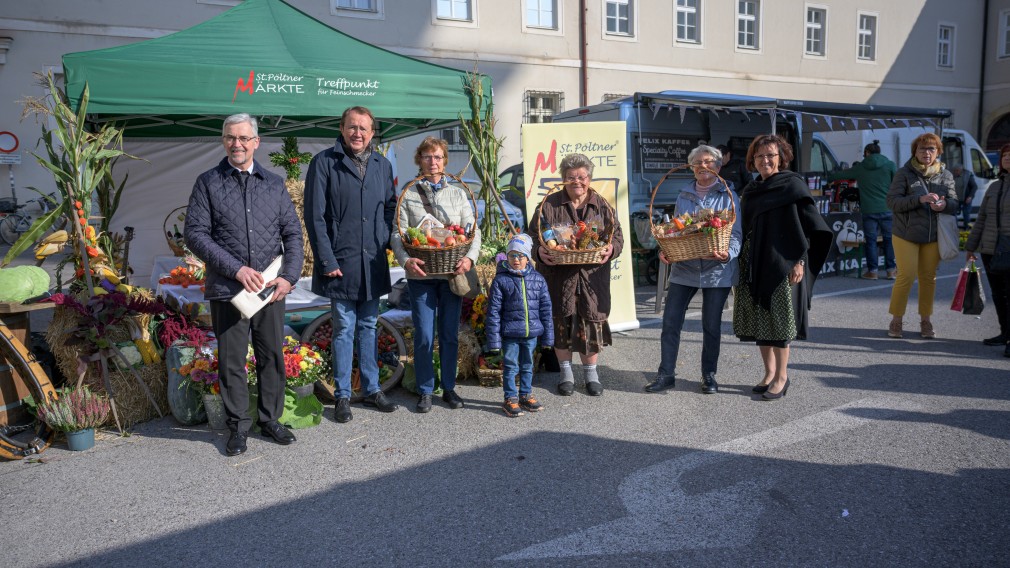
top-left (282, 336), bottom-right (329, 388)
top-left (269, 137), bottom-right (313, 181)
top-left (36, 386), bottom-right (112, 432)
top-left (177, 346), bottom-right (220, 395)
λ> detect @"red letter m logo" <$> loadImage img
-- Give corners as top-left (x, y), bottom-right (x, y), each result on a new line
top-left (232, 71), bottom-right (255, 103)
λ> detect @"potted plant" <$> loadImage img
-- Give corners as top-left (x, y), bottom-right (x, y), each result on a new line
top-left (177, 347), bottom-right (225, 429)
top-left (281, 336), bottom-right (329, 399)
top-left (36, 386), bottom-right (111, 451)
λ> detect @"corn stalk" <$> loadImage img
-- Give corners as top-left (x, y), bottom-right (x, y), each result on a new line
top-left (458, 68), bottom-right (513, 242)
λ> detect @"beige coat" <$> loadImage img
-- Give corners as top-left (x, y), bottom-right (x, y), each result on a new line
top-left (389, 178), bottom-right (481, 280)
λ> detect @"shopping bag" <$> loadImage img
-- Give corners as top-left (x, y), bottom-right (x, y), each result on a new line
top-left (962, 262), bottom-right (986, 315)
top-left (950, 262), bottom-right (970, 312)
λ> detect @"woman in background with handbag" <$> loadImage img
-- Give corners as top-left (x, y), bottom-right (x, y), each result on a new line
top-left (965, 143), bottom-right (1010, 355)
top-left (389, 136), bottom-right (481, 413)
top-left (885, 133), bottom-right (958, 339)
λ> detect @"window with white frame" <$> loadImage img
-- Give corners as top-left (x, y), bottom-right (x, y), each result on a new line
top-left (676, 0), bottom-right (700, 44)
top-left (527, 0), bottom-right (557, 29)
top-left (606, 0), bottom-right (633, 36)
top-left (331, 0), bottom-right (384, 19)
top-left (937, 24), bottom-right (954, 68)
top-left (737, 0), bottom-right (759, 50)
top-left (335, 0), bottom-right (373, 10)
top-left (999, 9), bottom-right (1010, 58)
top-left (524, 91), bottom-right (564, 123)
top-left (441, 127), bottom-right (466, 151)
top-left (437, 0), bottom-right (471, 21)
top-left (857, 12), bottom-right (876, 61)
top-left (805, 7), bottom-right (826, 56)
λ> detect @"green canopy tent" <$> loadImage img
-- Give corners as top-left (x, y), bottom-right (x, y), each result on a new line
top-left (62, 0), bottom-right (488, 140)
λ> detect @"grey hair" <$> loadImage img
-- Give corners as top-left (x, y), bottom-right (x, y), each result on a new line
top-left (222, 113), bottom-right (258, 137)
top-left (687, 144), bottom-right (722, 166)
top-left (559, 153), bottom-right (595, 179)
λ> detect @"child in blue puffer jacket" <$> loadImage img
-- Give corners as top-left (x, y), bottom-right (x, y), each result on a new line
top-left (485, 233), bottom-right (554, 417)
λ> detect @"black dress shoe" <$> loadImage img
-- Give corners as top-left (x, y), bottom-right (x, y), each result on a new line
top-left (761, 378), bottom-right (790, 401)
top-left (226, 431), bottom-right (247, 456)
top-left (701, 372), bottom-right (719, 394)
top-left (586, 381), bottom-right (603, 396)
top-left (362, 391), bottom-right (397, 413)
top-left (259, 421), bottom-right (296, 445)
top-left (644, 375), bottom-right (676, 393)
top-left (984, 334), bottom-right (1007, 346)
top-left (442, 389), bottom-right (464, 409)
top-left (334, 398), bottom-right (352, 423)
top-left (557, 381), bottom-right (574, 396)
top-left (416, 394), bottom-right (432, 413)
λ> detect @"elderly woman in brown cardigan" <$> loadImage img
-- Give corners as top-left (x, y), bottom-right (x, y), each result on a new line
top-left (529, 153), bottom-right (624, 397)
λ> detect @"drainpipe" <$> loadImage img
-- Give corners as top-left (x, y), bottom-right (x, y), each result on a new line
top-left (977, 0), bottom-right (989, 144)
top-left (580, 0), bottom-right (587, 106)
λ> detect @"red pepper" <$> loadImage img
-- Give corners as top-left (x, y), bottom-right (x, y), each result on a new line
top-left (426, 236), bottom-right (441, 248)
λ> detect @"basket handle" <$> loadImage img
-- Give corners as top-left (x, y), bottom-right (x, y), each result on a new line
top-left (648, 164), bottom-right (733, 234)
top-left (395, 173), bottom-right (479, 240)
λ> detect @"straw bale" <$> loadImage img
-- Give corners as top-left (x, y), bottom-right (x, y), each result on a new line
top-left (285, 179), bottom-right (314, 277)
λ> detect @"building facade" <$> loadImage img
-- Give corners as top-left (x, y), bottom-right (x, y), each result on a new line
top-left (0, 0), bottom-right (1007, 197)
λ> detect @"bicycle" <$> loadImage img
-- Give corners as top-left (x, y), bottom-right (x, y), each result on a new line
top-left (0, 192), bottom-right (58, 246)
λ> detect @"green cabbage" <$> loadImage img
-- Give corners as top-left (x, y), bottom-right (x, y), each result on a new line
top-left (0, 266), bottom-right (51, 302)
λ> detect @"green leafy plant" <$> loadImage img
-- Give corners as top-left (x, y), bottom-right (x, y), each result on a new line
top-left (11, 72), bottom-right (138, 276)
top-left (458, 67), bottom-right (511, 243)
top-left (269, 137), bottom-right (313, 181)
top-left (36, 385), bottom-right (111, 432)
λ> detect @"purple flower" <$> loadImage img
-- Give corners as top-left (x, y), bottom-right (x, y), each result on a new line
top-left (495, 252), bottom-right (507, 262)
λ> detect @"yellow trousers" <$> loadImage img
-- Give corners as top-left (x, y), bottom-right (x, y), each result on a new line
top-left (888, 235), bottom-right (940, 318)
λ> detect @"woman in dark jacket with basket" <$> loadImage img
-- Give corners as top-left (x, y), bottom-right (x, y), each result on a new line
top-left (965, 143), bottom-right (1010, 354)
top-left (529, 153), bottom-right (624, 397)
top-left (389, 137), bottom-right (481, 413)
top-left (885, 132), bottom-right (958, 339)
top-left (733, 134), bottom-right (832, 400)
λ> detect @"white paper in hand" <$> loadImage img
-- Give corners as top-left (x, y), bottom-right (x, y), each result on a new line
top-left (230, 256), bottom-right (283, 319)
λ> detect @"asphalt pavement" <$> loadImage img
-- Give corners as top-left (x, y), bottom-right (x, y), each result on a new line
top-left (2, 250), bottom-right (1009, 567)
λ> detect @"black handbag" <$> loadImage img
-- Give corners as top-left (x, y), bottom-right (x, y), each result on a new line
top-left (962, 266), bottom-right (986, 315)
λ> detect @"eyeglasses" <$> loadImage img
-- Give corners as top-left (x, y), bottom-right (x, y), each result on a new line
top-left (564, 175), bottom-right (590, 183)
top-left (507, 252), bottom-right (526, 260)
top-left (421, 155), bottom-right (444, 161)
top-left (223, 135), bottom-right (258, 144)
top-left (691, 159), bottom-right (718, 167)
top-left (917, 147), bottom-right (939, 153)
top-left (343, 126), bottom-right (372, 133)
top-left (754, 153), bottom-right (779, 162)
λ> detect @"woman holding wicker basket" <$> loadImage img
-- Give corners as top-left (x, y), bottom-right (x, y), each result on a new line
top-left (645, 144), bottom-right (742, 396)
top-left (390, 136), bottom-right (481, 413)
top-left (529, 153), bottom-right (623, 397)
top-left (732, 134), bottom-right (832, 400)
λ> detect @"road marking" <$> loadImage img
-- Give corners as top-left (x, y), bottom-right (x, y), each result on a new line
top-left (499, 396), bottom-right (922, 560)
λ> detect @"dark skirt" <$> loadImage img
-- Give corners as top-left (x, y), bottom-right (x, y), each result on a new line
top-left (733, 240), bottom-right (810, 343)
top-left (553, 315), bottom-right (612, 355)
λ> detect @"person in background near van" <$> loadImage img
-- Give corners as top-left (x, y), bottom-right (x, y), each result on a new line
top-left (885, 132), bottom-right (958, 339)
top-left (828, 141), bottom-right (898, 280)
top-left (391, 136), bottom-right (481, 413)
top-left (965, 143), bottom-right (1010, 355)
top-left (717, 144), bottom-right (752, 193)
top-left (304, 106), bottom-right (399, 424)
top-left (530, 153), bottom-right (624, 397)
top-left (951, 164), bottom-right (978, 230)
top-left (186, 113), bottom-right (304, 456)
top-left (646, 145), bottom-right (741, 395)
top-left (733, 134), bottom-right (832, 401)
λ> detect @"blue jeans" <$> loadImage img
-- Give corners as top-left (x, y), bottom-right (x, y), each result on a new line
top-left (959, 203), bottom-right (972, 230)
top-left (501, 336), bottom-right (538, 400)
top-left (330, 298), bottom-right (380, 399)
top-left (408, 278), bottom-right (462, 395)
top-left (862, 212), bottom-right (896, 272)
top-left (659, 283), bottom-right (731, 377)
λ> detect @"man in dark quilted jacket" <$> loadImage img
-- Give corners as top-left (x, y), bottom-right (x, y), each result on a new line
top-left (185, 113), bottom-right (304, 457)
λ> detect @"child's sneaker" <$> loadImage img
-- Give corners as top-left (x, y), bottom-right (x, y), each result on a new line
top-left (519, 394), bottom-right (542, 412)
top-left (503, 398), bottom-right (525, 417)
